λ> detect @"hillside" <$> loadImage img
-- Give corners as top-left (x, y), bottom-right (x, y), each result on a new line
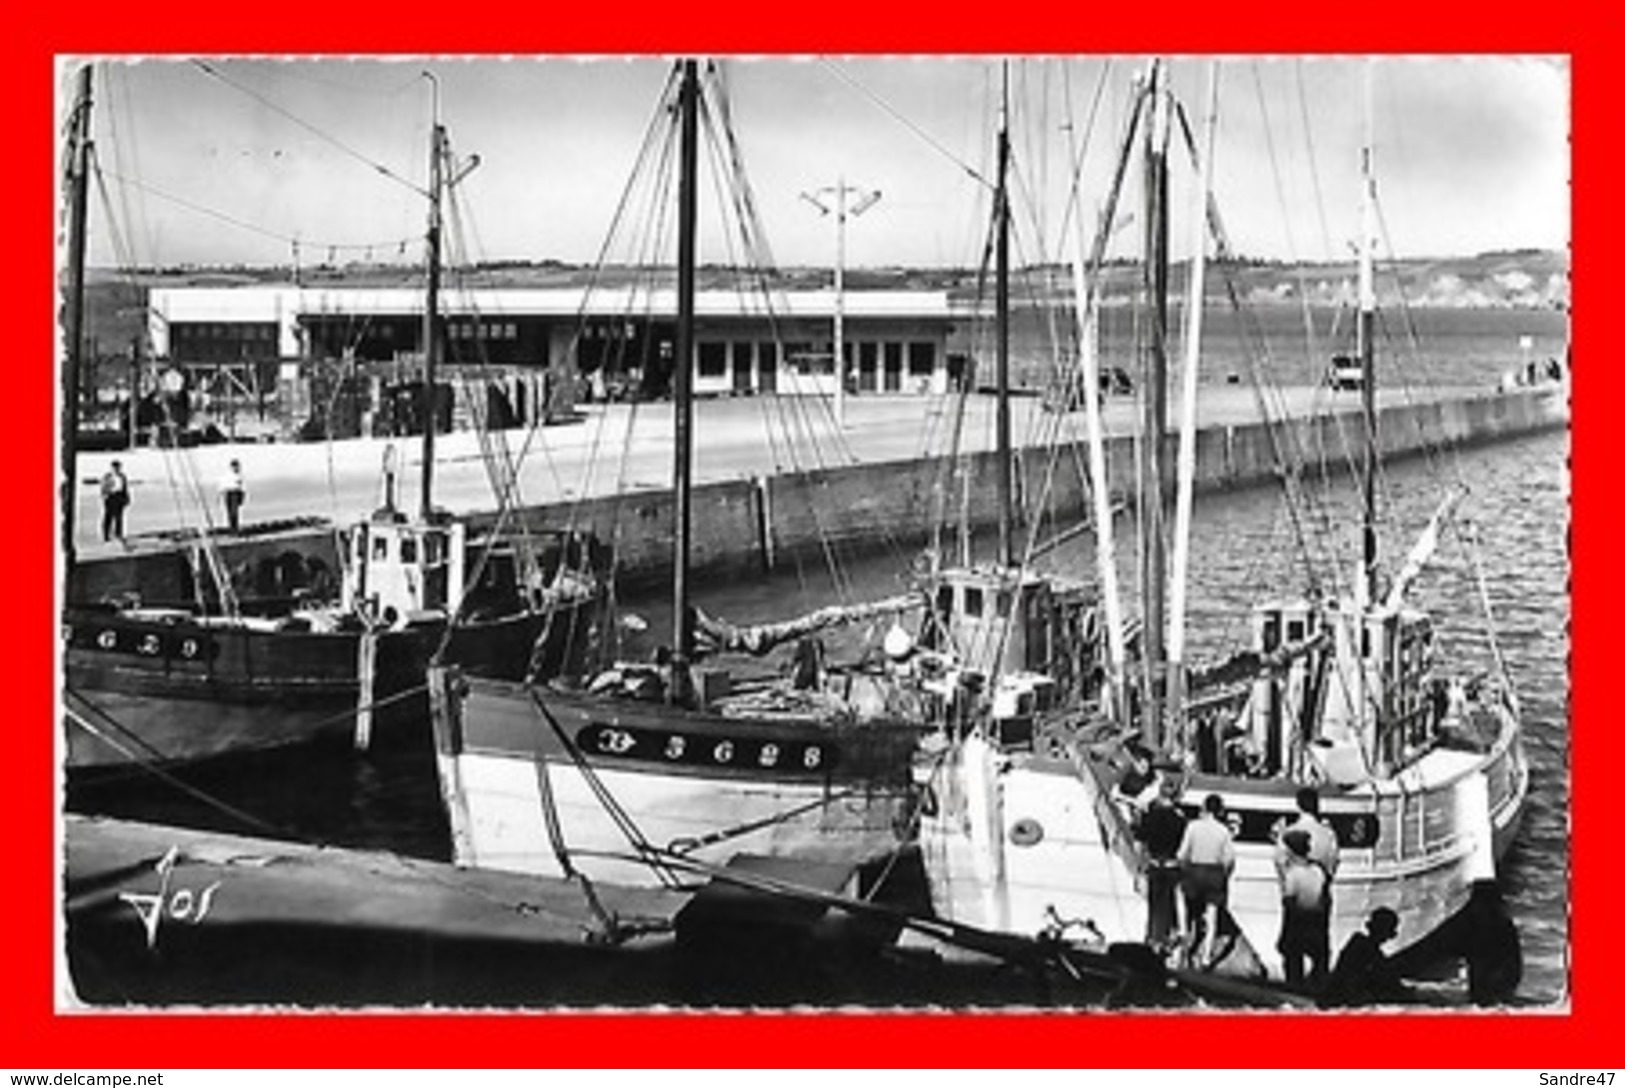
top-left (74, 249), bottom-right (1568, 359)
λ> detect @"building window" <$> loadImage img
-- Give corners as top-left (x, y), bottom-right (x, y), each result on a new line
top-left (883, 342), bottom-right (903, 391)
top-left (699, 342), bottom-right (727, 378)
top-left (908, 341), bottom-right (935, 376)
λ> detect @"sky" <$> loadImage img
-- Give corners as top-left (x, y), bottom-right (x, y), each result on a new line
top-left (62, 55), bottom-right (1570, 271)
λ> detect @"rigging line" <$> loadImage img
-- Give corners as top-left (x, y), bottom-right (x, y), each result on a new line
top-left (708, 66), bottom-right (838, 480)
top-left (97, 166), bottom-right (416, 255)
top-left (1057, 58), bottom-right (1114, 254)
top-left (190, 59), bottom-right (426, 198)
top-left (1372, 197), bottom-right (1459, 494)
top-left (580, 81), bottom-right (682, 653)
top-left (442, 201), bottom-right (541, 546)
top-left (817, 58), bottom-right (993, 191)
top-left (704, 79), bottom-right (903, 601)
top-left (1169, 100), bottom-right (1332, 594)
top-left (698, 82), bottom-right (882, 605)
top-left (62, 695), bottom-right (305, 842)
top-left (89, 195), bottom-right (243, 613)
top-left (1247, 62), bottom-right (1324, 384)
top-left (703, 81), bottom-right (853, 594)
top-left (524, 687), bottom-right (685, 889)
top-left (507, 63), bottom-right (682, 535)
top-left (100, 66), bottom-right (155, 273)
top-left (1293, 60), bottom-right (1338, 263)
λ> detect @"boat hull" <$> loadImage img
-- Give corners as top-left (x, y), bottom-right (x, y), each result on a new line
top-left (431, 673), bottom-right (922, 889)
top-left (62, 600), bottom-right (595, 773)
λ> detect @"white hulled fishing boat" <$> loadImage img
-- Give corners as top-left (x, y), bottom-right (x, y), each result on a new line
top-left (917, 59), bottom-right (1528, 994)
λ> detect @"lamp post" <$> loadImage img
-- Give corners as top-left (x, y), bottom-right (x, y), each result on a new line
top-left (800, 179), bottom-right (880, 427)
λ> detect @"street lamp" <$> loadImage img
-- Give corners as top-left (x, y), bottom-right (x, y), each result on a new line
top-left (800, 178), bottom-right (880, 427)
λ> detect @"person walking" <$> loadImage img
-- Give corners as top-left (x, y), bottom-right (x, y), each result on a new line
top-left (1136, 774), bottom-right (1188, 954)
top-left (1176, 792), bottom-right (1236, 969)
top-left (219, 458), bottom-right (246, 534)
top-left (100, 460), bottom-right (129, 543)
top-left (1277, 828), bottom-right (1333, 989)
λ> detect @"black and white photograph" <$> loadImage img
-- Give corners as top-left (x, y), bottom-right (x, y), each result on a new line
top-left (56, 55), bottom-right (1570, 1013)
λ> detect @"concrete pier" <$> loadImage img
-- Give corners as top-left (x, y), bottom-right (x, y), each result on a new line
top-left (65, 382), bottom-right (1569, 600)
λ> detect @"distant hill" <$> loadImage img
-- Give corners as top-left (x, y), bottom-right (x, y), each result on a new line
top-left (71, 248), bottom-right (1568, 360)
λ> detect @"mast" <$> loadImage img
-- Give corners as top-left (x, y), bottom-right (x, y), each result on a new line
top-left (1072, 78), bottom-right (1149, 724)
top-left (670, 59), bottom-right (700, 704)
top-left (61, 64), bottom-right (93, 573)
top-left (420, 77), bottom-right (446, 522)
top-left (995, 66), bottom-right (1014, 570)
top-left (1137, 61), bottom-right (1172, 751)
top-left (1357, 61), bottom-right (1379, 607)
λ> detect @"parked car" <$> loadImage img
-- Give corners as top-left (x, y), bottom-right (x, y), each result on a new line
top-left (1327, 354), bottom-right (1364, 391)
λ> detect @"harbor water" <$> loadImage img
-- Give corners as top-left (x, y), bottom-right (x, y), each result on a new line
top-left (66, 424), bottom-right (1572, 1008)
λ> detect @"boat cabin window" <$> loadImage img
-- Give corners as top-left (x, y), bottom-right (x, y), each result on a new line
top-left (963, 587), bottom-right (984, 618)
top-left (1287, 618), bottom-right (1305, 642)
top-left (995, 589), bottom-right (1013, 620)
top-left (400, 537), bottom-right (417, 564)
top-left (372, 537), bottom-right (389, 561)
top-left (424, 535), bottom-right (441, 565)
top-left (1261, 612), bottom-right (1281, 653)
top-left (936, 584), bottom-right (954, 620)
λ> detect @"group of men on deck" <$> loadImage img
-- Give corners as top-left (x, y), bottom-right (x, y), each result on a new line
top-left (1134, 775), bottom-right (1407, 1006)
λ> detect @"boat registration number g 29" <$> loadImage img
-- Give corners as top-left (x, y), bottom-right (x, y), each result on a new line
top-left (66, 623), bottom-right (217, 662)
top-left (576, 723), bottom-right (839, 775)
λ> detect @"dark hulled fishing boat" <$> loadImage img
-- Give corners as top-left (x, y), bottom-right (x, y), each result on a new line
top-left (61, 68), bottom-right (603, 775)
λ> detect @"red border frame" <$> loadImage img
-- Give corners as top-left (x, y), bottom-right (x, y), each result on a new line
top-left (7, 1), bottom-right (1611, 1068)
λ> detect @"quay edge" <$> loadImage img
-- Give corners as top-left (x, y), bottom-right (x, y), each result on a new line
top-left (66, 383), bottom-right (1569, 602)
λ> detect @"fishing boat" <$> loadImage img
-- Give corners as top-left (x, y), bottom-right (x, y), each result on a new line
top-left (426, 61), bottom-right (948, 892)
top-left (917, 60), bottom-right (1529, 992)
top-left (61, 67), bottom-right (603, 775)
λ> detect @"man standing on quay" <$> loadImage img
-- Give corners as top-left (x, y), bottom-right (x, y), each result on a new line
top-left (220, 458), bottom-right (246, 534)
top-left (100, 459), bottom-right (129, 543)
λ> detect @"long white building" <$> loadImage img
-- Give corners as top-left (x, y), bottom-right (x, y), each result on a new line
top-left (146, 283), bottom-right (965, 435)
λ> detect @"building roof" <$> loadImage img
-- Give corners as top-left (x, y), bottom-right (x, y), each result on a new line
top-left (148, 284), bottom-right (955, 322)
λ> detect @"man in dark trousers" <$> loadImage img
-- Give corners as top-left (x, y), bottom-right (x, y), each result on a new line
top-left (1276, 828), bottom-right (1332, 988)
top-left (100, 460), bottom-right (129, 543)
top-left (219, 458), bottom-right (246, 534)
top-left (1136, 774), bottom-right (1188, 953)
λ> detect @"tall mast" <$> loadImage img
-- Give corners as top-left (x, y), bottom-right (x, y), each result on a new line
top-left (1357, 61), bottom-right (1379, 606)
top-left (420, 76), bottom-right (445, 522)
top-left (1071, 78), bottom-right (1149, 725)
top-left (61, 64), bottom-right (94, 573)
top-left (1137, 61), bottom-right (1172, 751)
top-left (995, 65), bottom-right (1014, 570)
top-left (1167, 62), bottom-right (1221, 745)
top-left (670, 59), bottom-right (700, 704)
